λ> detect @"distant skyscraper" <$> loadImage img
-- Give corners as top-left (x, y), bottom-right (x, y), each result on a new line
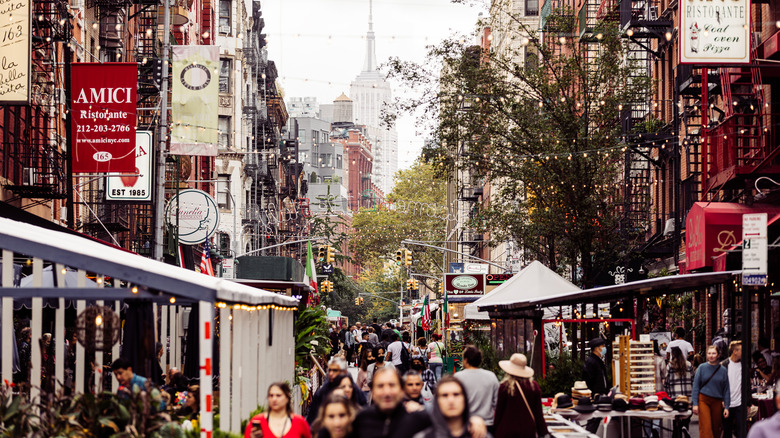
top-left (350, 0), bottom-right (398, 196)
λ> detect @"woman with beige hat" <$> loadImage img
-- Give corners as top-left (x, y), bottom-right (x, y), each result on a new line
top-left (494, 353), bottom-right (548, 438)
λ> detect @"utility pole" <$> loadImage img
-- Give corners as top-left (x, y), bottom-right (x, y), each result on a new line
top-left (153, 0), bottom-right (171, 261)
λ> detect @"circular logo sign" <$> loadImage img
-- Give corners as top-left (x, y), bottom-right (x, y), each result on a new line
top-left (165, 189), bottom-right (220, 245)
top-left (452, 275), bottom-right (478, 290)
top-left (180, 64), bottom-right (211, 91)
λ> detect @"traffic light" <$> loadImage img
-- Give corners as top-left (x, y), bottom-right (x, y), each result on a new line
top-left (396, 249), bottom-right (403, 265)
top-left (439, 284), bottom-right (444, 295)
top-left (413, 279), bottom-right (420, 290)
top-left (326, 246), bottom-right (336, 264)
top-left (406, 279), bottom-right (414, 290)
top-left (355, 297), bottom-right (359, 305)
top-left (318, 246), bottom-right (326, 263)
top-left (404, 249), bottom-right (413, 266)
top-left (321, 280), bottom-right (333, 293)
top-left (359, 296), bottom-right (364, 304)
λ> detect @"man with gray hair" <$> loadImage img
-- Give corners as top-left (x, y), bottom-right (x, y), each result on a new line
top-left (746, 382), bottom-right (780, 437)
top-left (402, 370), bottom-right (430, 409)
top-left (306, 356), bottom-right (366, 424)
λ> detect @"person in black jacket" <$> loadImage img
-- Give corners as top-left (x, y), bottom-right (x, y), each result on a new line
top-left (582, 337), bottom-right (609, 433)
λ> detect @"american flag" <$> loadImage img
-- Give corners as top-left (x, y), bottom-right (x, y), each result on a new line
top-left (421, 294), bottom-right (431, 331)
top-left (200, 240), bottom-right (215, 276)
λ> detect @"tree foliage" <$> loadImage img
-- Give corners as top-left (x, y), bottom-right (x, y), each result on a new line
top-left (384, 11), bottom-right (654, 286)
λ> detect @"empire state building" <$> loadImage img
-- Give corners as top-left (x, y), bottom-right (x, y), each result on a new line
top-left (350, 0), bottom-right (398, 196)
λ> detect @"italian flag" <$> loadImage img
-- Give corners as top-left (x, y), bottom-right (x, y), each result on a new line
top-left (305, 241), bottom-right (318, 304)
top-left (444, 290), bottom-right (449, 328)
top-left (421, 294), bottom-right (431, 331)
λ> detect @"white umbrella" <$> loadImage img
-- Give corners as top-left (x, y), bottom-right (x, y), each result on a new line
top-left (20, 266), bottom-right (98, 288)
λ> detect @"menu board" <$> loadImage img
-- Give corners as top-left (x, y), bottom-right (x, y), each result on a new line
top-left (0, 0), bottom-right (30, 103)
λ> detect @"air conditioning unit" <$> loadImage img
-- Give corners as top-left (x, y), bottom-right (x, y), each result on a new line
top-left (23, 168), bottom-right (37, 185)
top-left (648, 6), bottom-right (659, 20)
top-left (219, 24), bottom-right (231, 35)
top-left (663, 218), bottom-right (675, 237)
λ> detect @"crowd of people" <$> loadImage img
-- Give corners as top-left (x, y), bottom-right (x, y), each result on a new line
top-left (576, 327), bottom-right (780, 438)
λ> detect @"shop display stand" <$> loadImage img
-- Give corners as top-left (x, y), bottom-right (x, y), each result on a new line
top-left (613, 335), bottom-right (655, 397)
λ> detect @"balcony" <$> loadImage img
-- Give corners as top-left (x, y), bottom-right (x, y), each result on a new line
top-left (619, 0), bottom-right (673, 40)
top-left (706, 115), bottom-right (775, 190)
top-left (459, 186), bottom-right (482, 202)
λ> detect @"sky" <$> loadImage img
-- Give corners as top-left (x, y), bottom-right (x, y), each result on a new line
top-left (261, 0), bottom-right (487, 170)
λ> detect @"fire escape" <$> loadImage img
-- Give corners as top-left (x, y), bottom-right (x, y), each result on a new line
top-left (703, 26), bottom-right (778, 200)
top-left (615, 0), bottom-right (673, 244)
top-left (2, 0), bottom-right (70, 207)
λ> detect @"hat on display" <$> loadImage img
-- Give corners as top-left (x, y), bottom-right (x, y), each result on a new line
top-left (674, 395), bottom-right (689, 412)
top-left (499, 353), bottom-right (534, 378)
top-left (553, 393), bottom-right (574, 410)
top-left (572, 381), bottom-right (589, 391)
top-left (589, 338), bottom-right (606, 349)
top-left (644, 395), bottom-right (659, 411)
top-left (629, 397), bottom-right (645, 410)
top-left (612, 397), bottom-right (629, 412)
top-left (597, 395), bottom-right (613, 412)
top-left (658, 399), bottom-right (674, 412)
top-left (655, 391), bottom-right (669, 400)
top-left (574, 397), bottom-right (597, 413)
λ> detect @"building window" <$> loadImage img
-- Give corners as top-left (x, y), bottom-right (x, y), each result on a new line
top-left (319, 153), bottom-right (332, 167)
top-left (336, 154), bottom-right (343, 169)
top-left (525, 0), bottom-right (538, 16)
top-left (219, 0), bottom-right (231, 34)
top-left (217, 232), bottom-right (231, 257)
top-left (219, 58), bottom-right (231, 93)
top-left (219, 116), bottom-right (231, 149)
top-left (298, 128), bottom-right (306, 142)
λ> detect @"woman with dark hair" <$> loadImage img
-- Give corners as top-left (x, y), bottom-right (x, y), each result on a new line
top-left (494, 354), bottom-right (546, 438)
top-left (414, 376), bottom-right (488, 438)
top-left (367, 346), bottom-right (395, 387)
top-left (178, 385), bottom-right (200, 421)
top-left (332, 374), bottom-right (365, 409)
top-left (665, 346), bottom-right (694, 398)
top-left (312, 393), bottom-right (357, 438)
top-left (244, 382), bottom-right (311, 438)
top-left (357, 348), bottom-right (374, 400)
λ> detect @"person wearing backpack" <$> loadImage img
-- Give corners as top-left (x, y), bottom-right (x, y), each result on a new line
top-left (386, 332), bottom-right (412, 373)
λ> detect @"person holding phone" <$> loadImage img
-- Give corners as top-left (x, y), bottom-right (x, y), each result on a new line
top-left (245, 382), bottom-right (311, 438)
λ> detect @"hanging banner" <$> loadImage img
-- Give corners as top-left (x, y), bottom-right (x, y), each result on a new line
top-left (170, 45), bottom-right (219, 156)
top-left (71, 63), bottom-right (137, 173)
top-left (0, 0), bottom-right (30, 103)
top-left (165, 189), bottom-right (220, 245)
top-left (680, 0), bottom-right (750, 64)
top-left (106, 131), bottom-right (153, 202)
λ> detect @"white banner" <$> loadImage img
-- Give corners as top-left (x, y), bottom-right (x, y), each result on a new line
top-left (106, 131), bottom-right (153, 201)
top-left (0, 0), bottom-right (30, 103)
top-left (680, 0), bottom-right (750, 64)
top-left (171, 46), bottom-right (219, 156)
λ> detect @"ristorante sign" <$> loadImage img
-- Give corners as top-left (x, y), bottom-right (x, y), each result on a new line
top-left (0, 0), bottom-right (30, 103)
top-left (71, 63), bottom-right (137, 173)
top-left (680, 0), bottom-right (750, 64)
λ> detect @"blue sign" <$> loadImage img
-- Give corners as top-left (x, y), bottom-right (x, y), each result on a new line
top-left (322, 264), bottom-right (333, 274)
top-left (743, 274), bottom-right (767, 286)
top-left (450, 263), bottom-right (464, 273)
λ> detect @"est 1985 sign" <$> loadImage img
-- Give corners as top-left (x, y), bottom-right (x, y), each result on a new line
top-left (106, 131), bottom-right (153, 201)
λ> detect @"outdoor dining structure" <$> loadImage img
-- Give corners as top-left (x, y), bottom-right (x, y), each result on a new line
top-left (0, 216), bottom-right (298, 436)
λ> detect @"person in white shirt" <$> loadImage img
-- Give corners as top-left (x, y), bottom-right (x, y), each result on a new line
top-left (666, 327), bottom-right (694, 360)
top-left (385, 332), bottom-right (410, 372)
top-left (722, 341), bottom-right (744, 438)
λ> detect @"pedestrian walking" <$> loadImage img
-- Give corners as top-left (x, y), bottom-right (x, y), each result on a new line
top-left (386, 332), bottom-right (412, 373)
top-left (582, 337), bottom-right (608, 433)
top-left (666, 327), bottom-right (694, 360)
top-left (413, 376), bottom-right (490, 438)
top-left (413, 337), bottom-right (430, 363)
top-left (308, 357), bottom-right (367, 424)
top-left (357, 349), bottom-right (373, 401)
top-left (367, 346), bottom-right (395, 387)
top-left (494, 353), bottom-right (547, 438)
top-left (245, 382), bottom-right (311, 438)
top-left (332, 374), bottom-right (365, 410)
top-left (411, 357), bottom-right (437, 392)
top-left (665, 346), bottom-right (694, 398)
top-left (368, 327), bottom-right (379, 347)
top-left (692, 345), bottom-right (730, 438)
top-left (746, 381), bottom-right (780, 438)
top-left (722, 341), bottom-right (744, 438)
top-left (428, 334), bottom-right (445, 381)
top-left (352, 367), bottom-right (487, 438)
top-left (454, 345), bottom-right (499, 429)
top-left (311, 393), bottom-right (356, 438)
top-left (403, 370), bottom-right (431, 409)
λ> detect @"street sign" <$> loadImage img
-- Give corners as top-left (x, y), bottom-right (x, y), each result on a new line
top-left (321, 263), bottom-right (333, 274)
top-left (220, 257), bottom-right (234, 279)
top-left (742, 213), bottom-right (767, 286)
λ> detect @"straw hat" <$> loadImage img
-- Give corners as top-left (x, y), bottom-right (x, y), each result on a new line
top-left (499, 353), bottom-right (534, 378)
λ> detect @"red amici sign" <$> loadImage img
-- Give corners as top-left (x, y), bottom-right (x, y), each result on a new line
top-left (71, 63), bottom-right (137, 173)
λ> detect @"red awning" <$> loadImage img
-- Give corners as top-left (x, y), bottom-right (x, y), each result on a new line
top-left (686, 202), bottom-right (780, 271)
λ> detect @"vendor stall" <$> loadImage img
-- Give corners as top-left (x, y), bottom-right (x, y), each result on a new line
top-left (0, 217), bottom-right (299, 435)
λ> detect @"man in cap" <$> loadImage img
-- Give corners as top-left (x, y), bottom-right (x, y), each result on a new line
top-left (582, 337), bottom-right (609, 433)
top-left (747, 382), bottom-right (780, 438)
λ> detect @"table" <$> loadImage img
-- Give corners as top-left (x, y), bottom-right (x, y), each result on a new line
top-left (753, 395), bottom-right (777, 421)
top-left (552, 409), bottom-right (692, 438)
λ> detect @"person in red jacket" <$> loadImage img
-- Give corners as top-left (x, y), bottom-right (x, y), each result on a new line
top-left (494, 354), bottom-right (548, 438)
top-left (245, 382), bottom-right (311, 438)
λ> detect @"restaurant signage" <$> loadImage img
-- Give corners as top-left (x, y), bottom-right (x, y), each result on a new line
top-left (71, 63), bottom-right (138, 173)
top-left (165, 189), bottom-right (220, 245)
top-left (445, 273), bottom-right (485, 296)
top-left (106, 131), bottom-right (153, 202)
top-left (0, 0), bottom-right (30, 103)
top-left (485, 273), bottom-right (514, 286)
top-left (680, 0), bottom-right (750, 64)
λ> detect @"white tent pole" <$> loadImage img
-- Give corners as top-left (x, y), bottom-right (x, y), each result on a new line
top-left (170, 306), bottom-right (178, 369)
top-left (75, 269), bottom-right (86, 394)
top-left (31, 258), bottom-right (43, 402)
top-left (95, 298), bottom-right (104, 392)
top-left (231, 309), bottom-right (242, 433)
top-left (112, 293), bottom-right (120, 391)
top-left (1, 250), bottom-right (13, 384)
top-left (55, 264), bottom-right (65, 390)
top-left (160, 305), bottom-right (168, 373)
top-left (219, 306), bottom-right (231, 432)
top-left (198, 300), bottom-right (214, 438)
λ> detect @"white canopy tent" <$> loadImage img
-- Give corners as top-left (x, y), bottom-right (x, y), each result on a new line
top-left (0, 217), bottom-right (299, 435)
top-left (464, 261), bottom-right (581, 319)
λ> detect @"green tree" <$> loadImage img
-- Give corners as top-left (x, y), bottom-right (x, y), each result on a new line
top-left (385, 11), bottom-right (653, 287)
top-left (322, 268), bottom-right (367, 324)
top-left (356, 262), bottom-right (405, 323)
